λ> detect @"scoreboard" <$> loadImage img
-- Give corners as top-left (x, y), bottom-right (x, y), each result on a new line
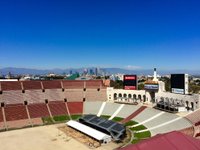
top-left (171, 74), bottom-right (188, 95)
top-left (123, 75), bottom-right (137, 90)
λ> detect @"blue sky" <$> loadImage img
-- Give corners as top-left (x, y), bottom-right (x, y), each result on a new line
top-left (0, 0), bottom-right (200, 70)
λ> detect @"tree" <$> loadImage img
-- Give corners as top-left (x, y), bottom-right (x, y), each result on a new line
top-left (189, 83), bottom-right (200, 94)
top-left (110, 80), bottom-right (123, 89)
top-left (138, 83), bottom-right (144, 90)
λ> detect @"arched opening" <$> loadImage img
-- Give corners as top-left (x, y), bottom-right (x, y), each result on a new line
top-left (191, 102), bottom-right (194, 111)
top-left (138, 95), bottom-right (142, 101)
top-left (133, 94), bottom-right (137, 100)
top-left (186, 101), bottom-right (189, 110)
top-left (114, 93), bottom-right (117, 100)
top-left (123, 93), bottom-right (127, 98)
top-left (143, 95), bottom-right (146, 102)
top-left (165, 97), bottom-right (170, 110)
top-left (128, 94), bottom-right (132, 98)
top-left (118, 93), bottom-right (122, 98)
top-left (150, 92), bottom-right (156, 103)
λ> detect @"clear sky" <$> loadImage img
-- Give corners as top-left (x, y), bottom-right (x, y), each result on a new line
top-left (0, 0), bottom-right (200, 70)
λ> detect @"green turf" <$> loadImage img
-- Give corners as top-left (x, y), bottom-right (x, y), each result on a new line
top-left (130, 126), bottom-right (151, 144)
top-left (131, 138), bottom-right (142, 144)
top-left (134, 131), bottom-right (151, 139)
top-left (71, 115), bottom-right (82, 120)
top-left (53, 115), bottom-right (70, 122)
top-left (131, 125), bottom-right (147, 131)
top-left (125, 120), bottom-right (138, 127)
top-left (112, 117), bottom-right (124, 122)
top-left (100, 115), bottom-right (110, 119)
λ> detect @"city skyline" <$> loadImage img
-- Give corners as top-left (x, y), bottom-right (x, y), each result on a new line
top-left (0, 0), bottom-right (200, 70)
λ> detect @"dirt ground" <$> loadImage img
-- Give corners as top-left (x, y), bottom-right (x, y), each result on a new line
top-left (0, 124), bottom-right (120, 150)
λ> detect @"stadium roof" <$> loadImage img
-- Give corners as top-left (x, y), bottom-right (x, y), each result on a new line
top-left (121, 131), bottom-right (200, 150)
top-left (79, 114), bottom-right (126, 141)
top-left (66, 120), bottom-right (111, 141)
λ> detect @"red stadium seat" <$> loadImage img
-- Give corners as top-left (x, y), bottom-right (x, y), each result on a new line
top-left (28, 103), bottom-right (50, 118)
top-left (48, 101), bottom-right (68, 116)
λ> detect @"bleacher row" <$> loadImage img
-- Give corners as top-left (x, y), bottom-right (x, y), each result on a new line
top-left (0, 81), bottom-right (107, 104)
top-left (0, 89), bottom-right (107, 104)
top-left (83, 102), bottom-right (197, 137)
top-left (0, 80), bottom-right (107, 131)
top-left (0, 80), bottom-right (106, 91)
top-left (184, 109), bottom-right (200, 137)
top-left (0, 101), bottom-right (83, 130)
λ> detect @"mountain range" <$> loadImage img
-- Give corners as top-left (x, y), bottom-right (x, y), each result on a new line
top-left (0, 67), bottom-right (200, 76)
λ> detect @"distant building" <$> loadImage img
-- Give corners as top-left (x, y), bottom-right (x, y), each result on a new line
top-left (95, 67), bottom-right (100, 76)
top-left (89, 69), bottom-right (94, 75)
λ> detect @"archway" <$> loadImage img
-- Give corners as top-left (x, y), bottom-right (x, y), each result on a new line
top-left (133, 94), bottom-right (137, 100)
top-left (191, 102), bottom-right (194, 111)
top-left (138, 95), bottom-right (142, 101)
top-left (114, 93), bottom-right (117, 100)
top-left (119, 93), bottom-right (122, 98)
top-left (123, 93), bottom-right (127, 98)
top-left (143, 95), bottom-right (146, 102)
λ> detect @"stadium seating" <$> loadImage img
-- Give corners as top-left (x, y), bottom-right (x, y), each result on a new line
top-left (83, 101), bottom-right (104, 115)
top-left (196, 133), bottom-right (200, 137)
top-left (185, 109), bottom-right (200, 126)
top-left (6, 119), bottom-right (30, 129)
top-left (128, 107), bottom-right (192, 136)
top-left (0, 108), bottom-right (5, 130)
top-left (98, 89), bottom-right (107, 101)
top-left (0, 122), bottom-right (5, 130)
top-left (0, 107), bottom-right (3, 122)
top-left (194, 126), bottom-right (200, 137)
top-left (44, 89), bottom-right (64, 101)
top-left (133, 108), bottom-right (165, 123)
top-left (179, 127), bottom-right (195, 137)
top-left (42, 81), bottom-right (62, 89)
top-left (4, 104), bottom-right (28, 121)
top-left (85, 89), bottom-right (106, 101)
top-left (100, 102), bottom-right (122, 116)
top-left (135, 110), bottom-right (192, 136)
top-left (67, 102), bottom-right (83, 114)
top-left (48, 101), bottom-right (68, 116)
top-left (28, 103), bottom-right (50, 118)
top-left (120, 106), bottom-right (147, 123)
top-left (24, 90), bottom-right (45, 103)
top-left (0, 90), bottom-right (24, 104)
top-left (22, 81), bottom-right (42, 90)
top-left (195, 121), bottom-right (200, 126)
top-left (116, 105), bottom-right (141, 118)
top-left (85, 80), bottom-right (102, 89)
top-left (62, 80), bottom-right (84, 89)
top-left (0, 81), bottom-right (22, 91)
top-left (30, 118), bottom-right (43, 126)
top-left (64, 89), bottom-right (84, 102)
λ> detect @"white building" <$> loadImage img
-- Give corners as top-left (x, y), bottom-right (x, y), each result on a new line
top-left (106, 68), bottom-right (200, 111)
top-left (66, 120), bottom-right (112, 144)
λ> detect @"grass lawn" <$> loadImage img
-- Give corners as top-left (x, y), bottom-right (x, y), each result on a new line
top-left (125, 120), bottom-right (138, 127)
top-left (42, 115), bottom-right (82, 124)
top-left (130, 125), bottom-right (151, 144)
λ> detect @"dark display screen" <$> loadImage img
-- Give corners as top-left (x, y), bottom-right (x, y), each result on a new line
top-left (123, 75), bottom-right (137, 90)
top-left (171, 74), bottom-right (185, 89)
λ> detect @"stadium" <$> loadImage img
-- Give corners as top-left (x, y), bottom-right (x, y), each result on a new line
top-left (0, 70), bottom-right (200, 150)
